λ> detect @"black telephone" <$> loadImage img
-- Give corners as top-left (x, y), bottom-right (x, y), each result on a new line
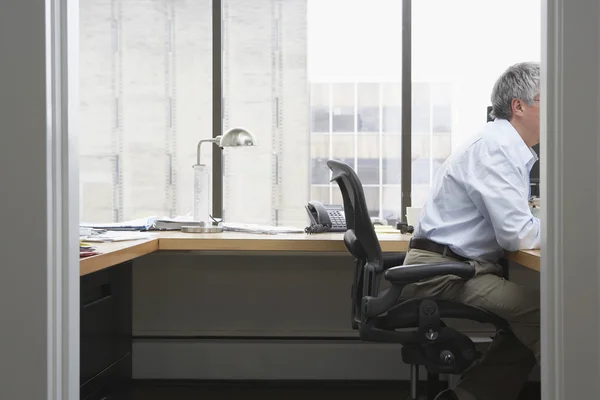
top-left (305, 201), bottom-right (347, 233)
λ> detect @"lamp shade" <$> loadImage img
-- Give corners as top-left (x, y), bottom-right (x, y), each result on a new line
top-left (219, 128), bottom-right (256, 147)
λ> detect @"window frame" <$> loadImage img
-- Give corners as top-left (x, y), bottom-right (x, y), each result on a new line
top-left (212, 0), bottom-right (224, 219)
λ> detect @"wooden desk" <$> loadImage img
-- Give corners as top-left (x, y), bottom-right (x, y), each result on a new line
top-left (505, 249), bottom-right (540, 271)
top-left (80, 231), bottom-right (540, 275)
top-left (80, 238), bottom-right (158, 276)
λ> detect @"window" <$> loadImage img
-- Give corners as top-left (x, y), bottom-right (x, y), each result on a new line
top-left (221, 0), bottom-right (313, 225)
top-left (310, 185), bottom-right (330, 206)
top-left (332, 106), bottom-right (355, 133)
top-left (358, 107), bottom-right (379, 132)
top-left (363, 187), bottom-right (381, 218)
top-left (311, 81), bottom-right (403, 218)
top-left (432, 83), bottom-right (452, 133)
top-left (412, 158), bottom-right (430, 185)
top-left (412, 82), bottom-right (430, 134)
top-left (79, 0), bottom-right (212, 222)
top-left (357, 134), bottom-right (380, 184)
top-left (311, 134), bottom-right (330, 184)
top-left (308, 0), bottom-right (403, 220)
top-left (224, 0), bottom-right (403, 225)
top-left (311, 83), bottom-right (330, 132)
top-left (79, 156), bottom-right (115, 222)
top-left (330, 134), bottom-right (354, 166)
top-left (357, 83), bottom-right (380, 132)
top-left (357, 159), bottom-right (380, 185)
top-left (382, 134), bottom-right (402, 185)
top-left (332, 185), bottom-right (380, 218)
top-left (79, 0), bottom-right (539, 227)
top-left (311, 107), bottom-right (330, 132)
top-left (382, 185), bottom-right (402, 224)
top-left (332, 83), bottom-right (355, 132)
top-left (79, 0), bottom-right (405, 226)
top-left (382, 83), bottom-right (402, 133)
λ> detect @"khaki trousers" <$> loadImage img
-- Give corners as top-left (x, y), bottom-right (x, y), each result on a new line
top-left (401, 249), bottom-right (540, 400)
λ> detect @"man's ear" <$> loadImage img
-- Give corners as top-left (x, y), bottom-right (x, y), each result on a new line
top-left (511, 98), bottom-right (525, 117)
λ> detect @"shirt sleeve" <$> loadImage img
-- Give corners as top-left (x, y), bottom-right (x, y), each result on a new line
top-left (464, 145), bottom-right (541, 251)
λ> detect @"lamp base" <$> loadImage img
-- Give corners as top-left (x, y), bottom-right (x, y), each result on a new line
top-left (181, 225), bottom-right (223, 233)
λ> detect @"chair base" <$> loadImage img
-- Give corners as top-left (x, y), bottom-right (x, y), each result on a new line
top-left (407, 364), bottom-right (444, 400)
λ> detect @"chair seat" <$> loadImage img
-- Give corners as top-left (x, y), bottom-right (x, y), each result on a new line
top-left (376, 298), bottom-right (511, 331)
top-left (361, 298), bottom-right (511, 375)
top-left (384, 262), bottom-right (475, 283)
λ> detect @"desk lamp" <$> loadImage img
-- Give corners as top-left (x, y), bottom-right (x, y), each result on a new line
top-left (190, 128), bottom-right (256, 233)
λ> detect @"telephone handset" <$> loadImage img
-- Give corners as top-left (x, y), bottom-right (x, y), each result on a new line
top-left (305, 201), bottom-right (347, 233)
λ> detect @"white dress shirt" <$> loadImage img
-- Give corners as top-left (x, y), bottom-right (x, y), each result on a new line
top-left (414, 118), bottom-right (541, 262)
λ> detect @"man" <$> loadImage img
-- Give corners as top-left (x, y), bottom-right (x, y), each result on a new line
top-left (403, 62), bottom-right (541, 400)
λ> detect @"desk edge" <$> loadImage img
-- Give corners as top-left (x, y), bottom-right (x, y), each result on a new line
top-left (79, 235), bottom-right (539, 274)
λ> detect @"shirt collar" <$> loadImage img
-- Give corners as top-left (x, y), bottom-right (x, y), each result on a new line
top-left (496, 119), bottom-right (538, 170)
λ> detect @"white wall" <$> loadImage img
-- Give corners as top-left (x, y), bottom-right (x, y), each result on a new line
top-left (0, 1), bottom-right (79, 399)
top-left (0, 1), bottom-right (52, 398)
top-left (542, 0), bottom-right (600, 398)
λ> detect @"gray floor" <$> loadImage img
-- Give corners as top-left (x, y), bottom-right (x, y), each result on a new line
top-left (131, 380), bottom-right (541, 400)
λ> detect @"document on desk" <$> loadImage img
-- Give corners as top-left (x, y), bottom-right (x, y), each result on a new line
top-left (374, 225), bottom-right (401, 234)
top-left (150, 216), bottom-right (201, 230)
top-left (82, 231), bottom-right (155, 242)
top-left (146, 216), bottom-right (304, 234)
top-left (80, 216), bottom-right (157, 231)
top-left (222, 222), bottom-right (304, 234)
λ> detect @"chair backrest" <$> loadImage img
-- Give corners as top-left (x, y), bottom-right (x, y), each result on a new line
top-left (327, 159), bottom-right (385, 328)
top-left (326, 159), bottom-right (383, 268)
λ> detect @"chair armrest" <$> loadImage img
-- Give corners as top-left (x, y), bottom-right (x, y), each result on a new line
top-left (384, 262), bottom-right (475, 284)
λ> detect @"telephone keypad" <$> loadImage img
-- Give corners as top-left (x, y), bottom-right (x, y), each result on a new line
top-left (329, 211), bottom-right (345, 227)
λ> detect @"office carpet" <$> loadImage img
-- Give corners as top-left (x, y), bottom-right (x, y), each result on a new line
top-left (131, 380), bottom-right (541, 400)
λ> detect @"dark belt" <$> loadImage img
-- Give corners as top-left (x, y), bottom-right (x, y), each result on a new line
top-left (408, 238), bottom-right (470, 263)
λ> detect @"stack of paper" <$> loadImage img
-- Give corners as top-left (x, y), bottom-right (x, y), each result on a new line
top-left (374, 225), bottom-right (401, 234)
top-left (80, 240), bottom-right (100, 258)
top-left (149, 217), bottom-right (202, 231)
top-left (222, 222), bottom-right (304, 234)
top-left (79, 227), bottom-right (107, 237)
top-left (149, 216), bottom-right (304, 234)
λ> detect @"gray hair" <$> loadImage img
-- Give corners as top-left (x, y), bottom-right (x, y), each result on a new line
top-left (490, 61), bottom-right (540, 120)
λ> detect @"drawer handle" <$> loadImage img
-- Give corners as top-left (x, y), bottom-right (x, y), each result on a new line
top-left (83, 283), bottom-right (112, 308)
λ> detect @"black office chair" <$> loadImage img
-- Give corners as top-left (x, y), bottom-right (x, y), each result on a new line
top-left (326, 159), bottom-right (511, 400)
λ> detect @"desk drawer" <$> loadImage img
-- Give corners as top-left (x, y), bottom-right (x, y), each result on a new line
top-left (81, 354), bottom-right (131, 400)
top-left (81, 262), bottom-right (132, 385)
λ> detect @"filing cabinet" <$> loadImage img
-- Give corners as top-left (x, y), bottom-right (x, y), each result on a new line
top-left (80, 261), bottom-right (132, 399)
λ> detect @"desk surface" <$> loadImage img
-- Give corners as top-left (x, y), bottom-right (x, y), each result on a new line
top-left (80, 231), bottom-right (540, 276)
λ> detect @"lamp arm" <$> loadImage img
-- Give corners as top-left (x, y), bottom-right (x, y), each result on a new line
top-left (196, 136), bottom-right (222, 165)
